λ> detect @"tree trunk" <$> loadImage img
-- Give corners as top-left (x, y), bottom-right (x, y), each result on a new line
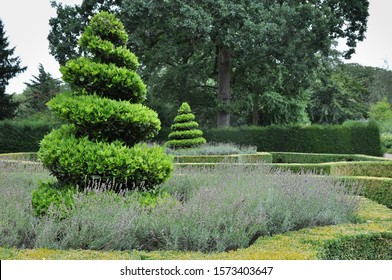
top-left (217, 47), bottom-right (231, 128)
top-left (252, 92), bottom-right (259, 125)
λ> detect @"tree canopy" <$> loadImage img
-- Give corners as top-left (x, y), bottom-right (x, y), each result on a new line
top-left (48, 0), bottom-right (369, 127)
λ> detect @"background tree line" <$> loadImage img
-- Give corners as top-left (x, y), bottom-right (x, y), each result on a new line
top-left (3, 0), bottom-right (392, 131)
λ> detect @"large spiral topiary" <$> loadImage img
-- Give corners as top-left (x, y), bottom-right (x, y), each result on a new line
top-left (166, 102), bottom-right (206, 149)
top-left (38, 12), bottom-right (173, 191)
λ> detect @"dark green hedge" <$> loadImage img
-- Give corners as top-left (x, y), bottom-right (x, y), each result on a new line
top-left (204, 122), bottom-right (383, 156)
top-left (319, 233), bottom-right (392, 260)
top-left (0, 120), bottom-right (60, 153)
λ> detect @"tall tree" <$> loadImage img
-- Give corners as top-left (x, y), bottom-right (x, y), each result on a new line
top-left (48, 0), bottom-right (369, 127)
top-left (23, 64), bottom-right (63, 113)
top-left (48, 0), bottom-right (121, 65)
top-left (0, 19), bottom-right (26, 120)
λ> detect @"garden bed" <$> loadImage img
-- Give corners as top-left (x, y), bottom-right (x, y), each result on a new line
top-left (1, 152), bottom-right (391, 260)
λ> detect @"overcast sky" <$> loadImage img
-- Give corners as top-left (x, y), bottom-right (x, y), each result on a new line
top-left (1, 0), bottom-right (391, 94)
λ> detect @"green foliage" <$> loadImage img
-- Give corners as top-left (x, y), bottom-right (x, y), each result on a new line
top-left (320, 233), bottom-right (392, 260)
top-left (60, 57), bottom-right (147, 102)
top-left (31, 181), bottom-right (77, 218)
top-left (308, 62), bottom-right (368, 124)
top-left (338, 176), bottom-right (392, 209)
top-left (39, 12), bottom-right (173, 191)
top-left (204, 122), bottom-right (382, 156)
top-left (0, 119), bottom-right (60, 153)
top-left (173, 153), bottom-right (272, 164)
top-left (38, 125), bottom-right (173, 189)
top-left (381, 133), bottom-right (392, 152)
top-left (21, 64), bottom-right (63, 114)
top-left (47, 92), bottom-right (160, 145)
top-left (0, 19), bottom-right (26, 119)
top-left (369, 98), bottom-right (392, 121)
top-left (167, 102), bottom-right (206, 148)
top-left (270, 152), bottom-right (388, 164)
top-left (49, 1), bottom-right (369, 127)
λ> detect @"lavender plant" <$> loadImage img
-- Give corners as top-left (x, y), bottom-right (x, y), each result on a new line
top-left (0, 162), bottom-right (361, 253)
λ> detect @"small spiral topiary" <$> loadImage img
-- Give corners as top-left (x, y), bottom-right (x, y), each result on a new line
top-left (166, 102), bottom-right (206, 149)
top-left (38, 12), bottom-right (173, 191)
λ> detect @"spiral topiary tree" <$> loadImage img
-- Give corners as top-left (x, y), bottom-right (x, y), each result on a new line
top-left (166, 102), bottom-right (206, 149)
top-left (38, 12), bottom-right (173, 191)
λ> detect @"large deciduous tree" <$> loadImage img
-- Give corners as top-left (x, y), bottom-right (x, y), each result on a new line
top-left (48, 0), bottom-right (369, 127)
top-left (0, 19), bottom-right (26, 120)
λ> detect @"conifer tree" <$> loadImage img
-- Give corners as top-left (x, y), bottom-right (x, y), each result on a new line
top-left (167, 102), bottom-right (206, 149)
top-left (0, 19), bottom-right (26, 119)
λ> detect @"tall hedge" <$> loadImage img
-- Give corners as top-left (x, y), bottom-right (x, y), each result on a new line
top-left (0, 119), bottom-right (58, 153)
top-left (204, 122), bottom-right (383, 156)
top-left (38, 12), bottom-right (173, 190)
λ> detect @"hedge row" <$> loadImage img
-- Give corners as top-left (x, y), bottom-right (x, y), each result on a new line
top-left (336, 176), bottom-right (392, 209)
top-left (0, 120), bottom-right (60, 153)
top-left (174, 152), bottom-right (272, 163)
top-left (203, 122), bottom-right (383, 156)
top-left (319, 232), bottom-right (392, 260)
top-left (270, 152), bottom-right (389, 163)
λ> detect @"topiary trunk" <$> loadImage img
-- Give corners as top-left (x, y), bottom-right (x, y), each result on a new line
top-left (38, 12), bottom-right (173, 191)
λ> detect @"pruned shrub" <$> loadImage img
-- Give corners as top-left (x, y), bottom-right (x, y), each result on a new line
top-left (37, 12), bottom-right (173, 191)
top-left (166, 102), bottom-right (206, 149)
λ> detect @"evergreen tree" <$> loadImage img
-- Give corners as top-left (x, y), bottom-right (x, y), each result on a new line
top-left (0, 19), bottom-right (26, 119)
top-left (24, 64), bottom-right (62, 113)
top-left (38, 12), bottom-right (173, 191)
top-left (167, 102), bottom-right (206, 149)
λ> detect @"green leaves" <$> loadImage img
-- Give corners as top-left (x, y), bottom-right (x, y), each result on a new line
top-left (39, 12), bottom-right (173, 192)
top-left (39, 125), bottom-right (174, 190)
top-left (167, 102), bottom-right (206, 149)
top-left (47, 92), bottom-right (161, 145)
top-left (60, 57), bottom-right (147, 102)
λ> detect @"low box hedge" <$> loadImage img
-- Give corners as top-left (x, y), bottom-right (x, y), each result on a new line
top-left (335, 176), bottom-right (392, 209)
top-left (271, 152), bottom-right (389, 163)
top-left (174, 152), bottom-right (272, 163)
top-left (331, 161), bottom-right (392, 178)
top-left (319, 232), bottom-right (392, 260)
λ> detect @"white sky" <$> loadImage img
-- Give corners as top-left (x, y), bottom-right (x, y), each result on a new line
top-left (1, 0), bottom-right (391, 94)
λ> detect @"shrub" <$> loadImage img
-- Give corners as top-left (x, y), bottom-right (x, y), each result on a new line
top-left (381, 133), bottom-right (392, 152)
top-left (270, 152), bottom-right (388, 163)
top-left (319, 233), bottom-right (392, 260)
top-left (38, 12), bottom-right (173, 191)
top-left (204, 122), bottom-right (383, 156)
top-left (31, 181), bottom-right (77, 218)
top-left (166, 102), bottom-right (206, 149)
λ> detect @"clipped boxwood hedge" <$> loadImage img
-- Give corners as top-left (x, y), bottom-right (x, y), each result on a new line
top-left (174, 152), bottom-right (272, 163)
top-left (204, 122), bottom-right (383, 156)
top-left (336, 176), bottom-right (392, 209)
top-left (319, 232), bottom-right (392, 260)
top-left (271, 152), bottom-right (390, 163)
